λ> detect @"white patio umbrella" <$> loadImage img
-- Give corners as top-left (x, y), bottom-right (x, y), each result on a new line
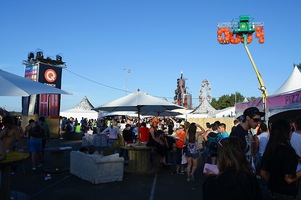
top-left (100, 111), bottom-right (139, 118)
top-left (93, 89), bottom-right (184, 136)
top-left (0, 69), bottom-right (71, 96)
top-left (93, 89), bottom-right (184, 114)
top-left (141, 110), bottom-right (183, 117)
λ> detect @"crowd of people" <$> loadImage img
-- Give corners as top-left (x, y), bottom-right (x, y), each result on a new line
top-left (60, 108), bottom-right (301, 199)
top-left (202, 107), bottom-right (301, 200)
top-left (2, 106), bottom-right (301, 199)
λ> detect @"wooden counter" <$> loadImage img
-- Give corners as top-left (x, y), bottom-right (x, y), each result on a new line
top-left (121, 144), bottom-right (156, 174)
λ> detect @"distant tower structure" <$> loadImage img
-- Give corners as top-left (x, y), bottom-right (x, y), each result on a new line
top-left (199, 79), bottom-right (212, 103)
top-left (174, 72), bottom-right (192, 109)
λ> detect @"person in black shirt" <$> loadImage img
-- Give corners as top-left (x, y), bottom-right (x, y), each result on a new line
top-left (261, 119), bottom-right (301, 199)
top-left (122, 124), bottom-right (133, 144)
top-left (230, 107), bottom-right (264, 166)
top-left (203, 136), bottom-right (262, 200)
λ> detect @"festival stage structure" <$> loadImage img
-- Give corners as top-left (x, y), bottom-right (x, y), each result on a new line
top-left (22, 51), bottom-right (67, 136)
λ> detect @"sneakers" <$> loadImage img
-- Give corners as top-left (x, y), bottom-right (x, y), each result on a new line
top-left (38, 163), bottom-right (43, 168)
top-left (32, 167), bottom-right (37, 171)
top-left (187, 174), bottom-right (194, 181)
top-left (44, 174), bottom-right (52, 181)
top-left (190, 173), bottom-right (194, 181)
top-left (170, 171), bottom-right (177, 175)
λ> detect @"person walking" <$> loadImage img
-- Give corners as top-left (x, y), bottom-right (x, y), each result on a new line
top-left (184, 123), bottom-right (205, 181)
top-left (27, 119), bottom-right (45, 170)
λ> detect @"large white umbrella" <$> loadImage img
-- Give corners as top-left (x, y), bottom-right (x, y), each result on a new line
top-left (0, 69), bottom-right (71, 96)
top-left (93, 89), bottom-right (184, 142)
top-left (141, 110), bottom-right (183, 117)
top-left (93, 89), bottom-right (184, 114)
top-left (100, 111), bottom-right (139, 118)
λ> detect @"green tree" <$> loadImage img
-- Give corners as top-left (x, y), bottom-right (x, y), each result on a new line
top-left (211, 92), bottom-right (245, 110)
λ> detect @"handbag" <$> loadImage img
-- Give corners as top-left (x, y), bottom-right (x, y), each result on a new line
top-left (181, 154), bottom-right (187, 165)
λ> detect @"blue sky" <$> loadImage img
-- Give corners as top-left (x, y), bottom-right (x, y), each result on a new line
top-left (0, 0), bottom-right (300, 112)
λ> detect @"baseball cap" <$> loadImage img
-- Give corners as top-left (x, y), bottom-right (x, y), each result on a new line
top-left (243, 107), bottom-right (265, 118)
top-left (236, 115), bottom-right (244, 121)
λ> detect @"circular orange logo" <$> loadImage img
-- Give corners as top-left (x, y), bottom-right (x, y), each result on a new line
top-left (44, 69), bottom-right (57, 83)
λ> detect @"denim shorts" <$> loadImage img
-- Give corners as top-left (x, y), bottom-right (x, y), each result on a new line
top-left (186, 150), bottom-right (199, 159)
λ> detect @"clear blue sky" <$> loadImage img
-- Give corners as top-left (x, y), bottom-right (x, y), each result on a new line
top-left (0, 0), bottom-right (300, 112)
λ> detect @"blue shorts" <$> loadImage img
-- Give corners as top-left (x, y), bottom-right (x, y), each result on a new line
top-left (29, 138), bottom-right (42, 153)
top-left (186, 150), bottom-right (199, 159)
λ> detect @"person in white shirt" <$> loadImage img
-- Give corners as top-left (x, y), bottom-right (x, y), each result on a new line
top-left (257, 122), bottom-right (269, 158)
top-left (290, 116), bottom-right (301, 200)
top-left (290, 116), bottom-right (301, 171)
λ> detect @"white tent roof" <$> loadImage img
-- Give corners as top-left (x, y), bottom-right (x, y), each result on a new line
top-left (60, 96), bottom-right (98, 120)
top-left (73, 96), bottom-right (94, 110)
top-left (273, 65), bottom-right (301, 95)
top-left (190, 99), bottom-right (216, 117)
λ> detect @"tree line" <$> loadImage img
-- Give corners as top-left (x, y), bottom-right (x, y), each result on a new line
top-left (210, 92), bottom-right (258, 110)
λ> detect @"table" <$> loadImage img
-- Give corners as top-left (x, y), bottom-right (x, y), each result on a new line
top-left (44, 146), bottom-right (72, 172)
top-left (0, 151), bottom-right (29, 200)
top-left (121, 144), bottom-right (156, 174)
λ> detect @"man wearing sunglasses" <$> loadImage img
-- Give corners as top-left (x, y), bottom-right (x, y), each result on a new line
top-left (230, 107), bottom-right (265, 166)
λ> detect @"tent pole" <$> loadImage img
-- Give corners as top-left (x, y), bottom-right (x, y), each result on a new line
top-left (137, 106), bottom-right (141, 145)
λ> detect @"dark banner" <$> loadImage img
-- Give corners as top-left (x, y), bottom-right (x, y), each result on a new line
top-left (38, 63), bottom-right (62, 89)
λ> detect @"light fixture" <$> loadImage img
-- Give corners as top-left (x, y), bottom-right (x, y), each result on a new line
top-left (36, 51), bottom-right (44, 59)
top-left (56, 55), bottom-right (62, 62)
top-left (28, 52), bottom-right (34, 60)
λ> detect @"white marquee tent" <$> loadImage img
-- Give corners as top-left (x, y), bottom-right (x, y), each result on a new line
top-left (235, 64), bottom-right (301, 119)
top-left (273, 65), bottom-right (301, 95)
top-left (60, 96), bottom-right (98, 120)
top-left (188, 99), bottom-right (216, 118)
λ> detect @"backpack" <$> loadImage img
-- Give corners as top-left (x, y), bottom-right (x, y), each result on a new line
top-left (208, 132), bottom-right (221, 152)
top-left (29, 122), bottom-right (44, 138)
